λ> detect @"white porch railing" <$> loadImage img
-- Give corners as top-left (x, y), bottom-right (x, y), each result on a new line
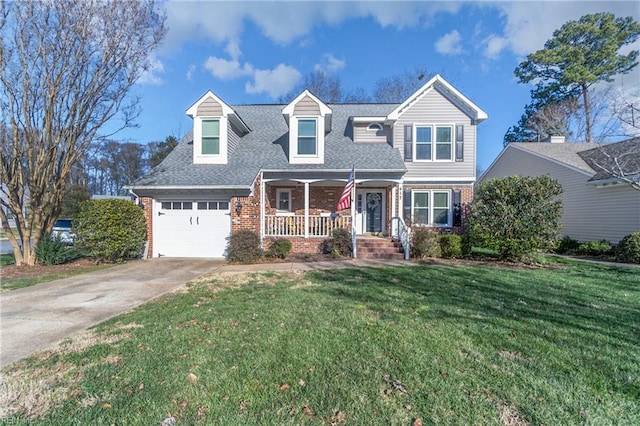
top-left (265, 215), bottom-right (351, 238)
top-left (391, 216), bottom-right (411, 260)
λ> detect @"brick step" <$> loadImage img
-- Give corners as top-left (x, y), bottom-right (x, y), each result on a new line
top-left (356, 238), bottom-right (406, 259)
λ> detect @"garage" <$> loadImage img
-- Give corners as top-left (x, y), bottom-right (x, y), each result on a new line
top-left (153, 200), bottom-right (231, 258)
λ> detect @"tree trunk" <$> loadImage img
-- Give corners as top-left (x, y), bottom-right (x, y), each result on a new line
top-left (582, 83), bottom-right (593, 143)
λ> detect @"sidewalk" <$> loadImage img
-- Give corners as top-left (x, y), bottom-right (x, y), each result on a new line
top-left (215, 258), bottom-right (411, 274)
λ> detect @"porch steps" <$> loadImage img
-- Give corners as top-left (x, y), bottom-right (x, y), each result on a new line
top-left (356, 237), bottom-right (406, 259)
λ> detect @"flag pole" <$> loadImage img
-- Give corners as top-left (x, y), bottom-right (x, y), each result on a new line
top-left (351, 166), bottom-right (356, 259)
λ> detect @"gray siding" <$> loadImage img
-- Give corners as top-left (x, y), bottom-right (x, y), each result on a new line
top-left (353, 122), bottom-right (391, 144)
top-left (228, 121), bottom-right (241, 154)
top-left (293, 95), bottom-right (321, 115)
top-left (394, 88), bottom-right (475, 180)
top-left (197, 97), bottom-right (223, 116)
top-left (482, 147), bottom-right (640, 243)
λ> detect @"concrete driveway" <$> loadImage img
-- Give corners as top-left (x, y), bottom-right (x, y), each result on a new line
top-left (0, 258), bottom-right (222, 368)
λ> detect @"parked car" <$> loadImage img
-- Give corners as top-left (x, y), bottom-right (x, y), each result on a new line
top-left (52, 218), bottom-right (75, 244)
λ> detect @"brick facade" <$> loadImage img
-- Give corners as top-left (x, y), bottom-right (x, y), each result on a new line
top-left (142, 179), bottom-right (474, 257)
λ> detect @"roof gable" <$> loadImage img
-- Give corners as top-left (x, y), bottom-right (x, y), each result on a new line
top-left (386, 74), bottom-right (488, 123)
top-left (186, 90), bottom-right (250, 133)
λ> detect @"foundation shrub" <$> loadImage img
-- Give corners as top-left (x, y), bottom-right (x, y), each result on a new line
top-left (439, 234), bottom-right (463, 259)
top-left (265, 238), bottom-right (292, 259)
top-left (226, 230), bottom-right (262, 263)
top-left (410, 227), bottom-right (440, 259)
top-left (615, 232), bottom-right (640, 264)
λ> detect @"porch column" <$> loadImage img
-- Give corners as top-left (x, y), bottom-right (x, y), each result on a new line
top-left (304, 181), bottom-right (309, 238)
top-left (391, 184), bottom-right (397, 236)
top-left (399, 180), bottom-right (404, 221)
top-left (260, 173), bottom-right (265, 246)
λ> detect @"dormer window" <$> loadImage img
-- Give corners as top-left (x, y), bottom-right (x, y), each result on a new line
top-left (282, 90), bottom-right (332, 165)
top-left (186, 90), bottom-right (250, 165)
top-left (298, 119), bottom-right (317, 155)
top-left (367, 123), bottom-right (383, 132)
top-left (202, 119), bottom-right (220, 155)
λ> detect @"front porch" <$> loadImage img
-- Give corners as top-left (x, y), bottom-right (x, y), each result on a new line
top-left (258, 170), bottom-right (407, 245)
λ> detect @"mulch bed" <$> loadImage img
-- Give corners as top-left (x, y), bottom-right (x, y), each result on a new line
top-left (0, 258), bottom-right (98, 281)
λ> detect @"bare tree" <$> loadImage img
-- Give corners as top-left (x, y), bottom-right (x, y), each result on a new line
top-left (0, 0), bottom-right (166, 265)
top-left (579, 139), bottom-right (640, 191)
top-left (373, 67), bottom-right (433, 103)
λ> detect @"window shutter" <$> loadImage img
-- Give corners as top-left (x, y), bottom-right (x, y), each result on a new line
top-left (452, 189), bottom-right (462, 227)
top-left (403, 189), bottom-right (412, 222)
top-left (455, 124), bottom-right (464, 162)
top-left (404, 124), bottom-right (413, 161)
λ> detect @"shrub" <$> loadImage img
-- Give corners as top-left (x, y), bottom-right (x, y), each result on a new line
top-left (35, 233), bottom-right (81, 265)
top-left (467, 175), bottom-right (563, 261)
top-left (555, 236), bottom-right (580, 254)
top-left (616, 232), bottom-right (640, 264)
top-left (226, 230), bottom-right (262, 263)
top-left (323, 228), bottom-right (352, 258)
top-left (439, 234), bottom-right (463, 259)
top-left (265, 238), bottom-right (292, 259)
top-left (577, 240), bottom-right (614, 257)
top-left (410, 227), bottom-right (440, 259)
top-left (75, 199), bottom-right (147, 263)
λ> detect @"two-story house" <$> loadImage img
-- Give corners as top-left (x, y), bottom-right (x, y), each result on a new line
top-left (129, 74), bottom-right (487, 258)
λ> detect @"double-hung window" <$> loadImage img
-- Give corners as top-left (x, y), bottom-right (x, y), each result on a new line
top-left (412, 191), bottom-right (450, 226)
top-left (276, 189), bottom-right (292, 212)
top-left (201, 119), bottom-right (220, 155)
top-left (298, 119), bottom-right (317, 155)
top-left (414, 125), bottom-right (453, 161)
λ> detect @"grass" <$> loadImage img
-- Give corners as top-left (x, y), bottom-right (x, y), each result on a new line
top-left (0, 253), bottom-right (15, 266)
top-left (2, 259), bottom-right (639, 425)
top-left (0, 264), bottom-right (110, 292)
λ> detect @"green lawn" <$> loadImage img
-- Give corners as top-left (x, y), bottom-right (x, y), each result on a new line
top-left (0, 253), bottom-right (15, 266)
top-left (2, 259), bottom-right (639, 424)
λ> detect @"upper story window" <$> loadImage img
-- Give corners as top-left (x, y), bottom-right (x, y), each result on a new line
top-left (297, 119), bottom-right (317, 155)
top-left (367, 123), bottom-right (383, 132)
top-left (415, 125), bottom-right (453, 161)
top-left (201, 119), bottom-right (220, 155)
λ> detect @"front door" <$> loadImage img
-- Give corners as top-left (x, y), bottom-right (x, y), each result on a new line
top-left (365, 192), bottom-right (383, 233)
top-left (355, 190), bottom-right (384, 235)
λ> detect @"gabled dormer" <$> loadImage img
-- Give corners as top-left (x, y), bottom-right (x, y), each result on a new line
top-left (282, 90), bottom-right (332, 164)
top-left (186, 91), bottom-right (250, 165)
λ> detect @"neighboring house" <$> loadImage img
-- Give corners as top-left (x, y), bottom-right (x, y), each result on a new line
top-left (129, 75), bottom-right (487, 258)
top-left (480, 138), bottom-right (640, 243)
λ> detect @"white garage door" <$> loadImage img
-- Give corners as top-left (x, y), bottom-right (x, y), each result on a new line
top-left (153, 200), bottom-right (231, 258)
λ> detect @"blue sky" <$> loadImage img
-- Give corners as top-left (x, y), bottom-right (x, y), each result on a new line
top-left (119, 0), bottom-right (640, 170)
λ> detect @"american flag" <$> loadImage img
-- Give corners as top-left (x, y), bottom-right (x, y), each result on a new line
top-left (337, 167), bottom-right (354, 211)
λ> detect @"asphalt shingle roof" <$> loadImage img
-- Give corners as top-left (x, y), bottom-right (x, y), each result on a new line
top-left (132, 103), bottom-right (406, 189)
top-left (510, 142), bottom-right (599, 174)
top-left (578, 137), bottom-right (640, 182)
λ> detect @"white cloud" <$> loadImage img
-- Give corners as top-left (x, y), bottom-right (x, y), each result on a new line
top-left (163, 1), bottom-right (463, 49)
top-left (245, 64), bottom-right (302, 98)
top-left (204, 56), bottom-right (253, 80)
top-left (186, 64), bottom-right (196, 81)
top-left (435, 30), bottom-right (463, 55)
top-left (483, 35), bottom-right (508, 60)
top-left (491, 1), bottom-right (640, 58)
top-left (137, 58), bottom-right (165, 85)
top-left (314, 53), bottom-right (346, 73)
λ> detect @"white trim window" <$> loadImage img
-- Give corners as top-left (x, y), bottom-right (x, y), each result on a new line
top-left (297, 119), bottom-right (317, 155)
top-left (201, 119), bottom-right (220, 155)
top-left (276, 189), bottom-right (292, 213)
top-left (411, 190), bottom-right (451, 226)
top-left (414, 125), bottom-right (453, 161)
top-left (192, 115), bottom-right (228, 164)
